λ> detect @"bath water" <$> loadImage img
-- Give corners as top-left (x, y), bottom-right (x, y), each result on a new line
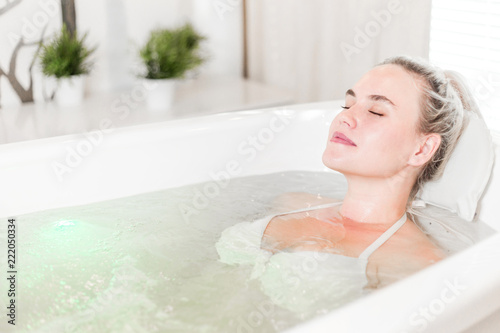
top-left (0, 171), bottom-right (492, 332)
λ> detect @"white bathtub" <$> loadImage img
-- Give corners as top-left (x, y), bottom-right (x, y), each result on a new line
top-left (1, 101), bottom-right (499, 332)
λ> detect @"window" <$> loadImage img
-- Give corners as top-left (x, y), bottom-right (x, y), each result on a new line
top-left (430, 0), bottom-right (500, 134)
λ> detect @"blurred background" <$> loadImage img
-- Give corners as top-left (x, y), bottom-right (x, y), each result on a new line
top-left (0, 0), bottom-right (499, 132)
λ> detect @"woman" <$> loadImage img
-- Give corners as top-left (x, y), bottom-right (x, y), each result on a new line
top-left (217, 56), bottom-right (477, 314)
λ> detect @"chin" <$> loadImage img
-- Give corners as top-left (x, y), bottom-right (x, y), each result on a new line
top-left (322, 153), bottom-right (373, 177)
top-left (322, 152), bottom-right (345, 173)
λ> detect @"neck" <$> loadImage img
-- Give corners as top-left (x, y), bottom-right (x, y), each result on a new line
top-left (340, 173), bottom-right (412, 225)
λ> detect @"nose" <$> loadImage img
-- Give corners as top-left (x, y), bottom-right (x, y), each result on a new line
top-left (337, 108), bottom-right (357, 128)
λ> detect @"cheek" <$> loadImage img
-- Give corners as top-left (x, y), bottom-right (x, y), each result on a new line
top-left (373, 128), bottom-right (417, 163)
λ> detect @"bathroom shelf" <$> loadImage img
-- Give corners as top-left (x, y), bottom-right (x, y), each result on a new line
top-left (0, 76), bottom-right (294, 144)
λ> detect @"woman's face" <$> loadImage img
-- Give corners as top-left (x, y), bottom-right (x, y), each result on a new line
top-left (322, 64), bottom-right (425, 178)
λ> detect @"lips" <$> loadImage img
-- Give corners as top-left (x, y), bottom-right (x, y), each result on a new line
top-left (330, 131), bottom-right (357, 146)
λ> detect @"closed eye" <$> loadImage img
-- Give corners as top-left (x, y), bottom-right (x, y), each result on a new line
top-left (342, 106), bottom-right (383, 117)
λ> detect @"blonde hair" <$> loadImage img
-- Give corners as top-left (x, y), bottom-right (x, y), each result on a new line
top-left (379, 56), bottom-right (480, 204)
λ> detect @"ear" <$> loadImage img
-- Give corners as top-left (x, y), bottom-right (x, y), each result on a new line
top-left (408, 133), bottom-right (441, 167)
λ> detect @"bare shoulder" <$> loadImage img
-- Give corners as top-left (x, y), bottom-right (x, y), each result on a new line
top-left (404, 219), bottom-right (447, 261)
top-left (369, 219), bottom-right (447, 287)
top-left (271, 192), bottom-right (341, 211)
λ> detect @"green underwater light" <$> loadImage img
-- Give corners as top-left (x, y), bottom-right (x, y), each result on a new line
top-left (55, 220), bottom-right (77, 229)
top-left (47, 220), bottom-right (97, 256)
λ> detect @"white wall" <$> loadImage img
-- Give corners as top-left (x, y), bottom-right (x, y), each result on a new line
top-left (247, 0), bottom-right (432, 103)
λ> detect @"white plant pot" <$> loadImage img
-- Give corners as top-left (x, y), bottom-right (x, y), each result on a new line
top-left (55, 75), bottom-right (86, 106)
top-left (144, 79), bottom-right (178, 111)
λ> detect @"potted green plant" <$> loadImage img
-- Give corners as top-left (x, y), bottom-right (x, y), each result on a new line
top-left (39, 25), bottom-right (96, 106)
top-left (139, 23), bottom-right (206, 110)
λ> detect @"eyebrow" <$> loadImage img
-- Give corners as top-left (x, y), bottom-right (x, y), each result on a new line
top-left (345, 89), bottom-right (396, 107)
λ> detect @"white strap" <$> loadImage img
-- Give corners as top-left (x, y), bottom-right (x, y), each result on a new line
top-left (358, 213), bottom-right (408, 260)
top-left (270, 203), bottom-right (407, 260)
